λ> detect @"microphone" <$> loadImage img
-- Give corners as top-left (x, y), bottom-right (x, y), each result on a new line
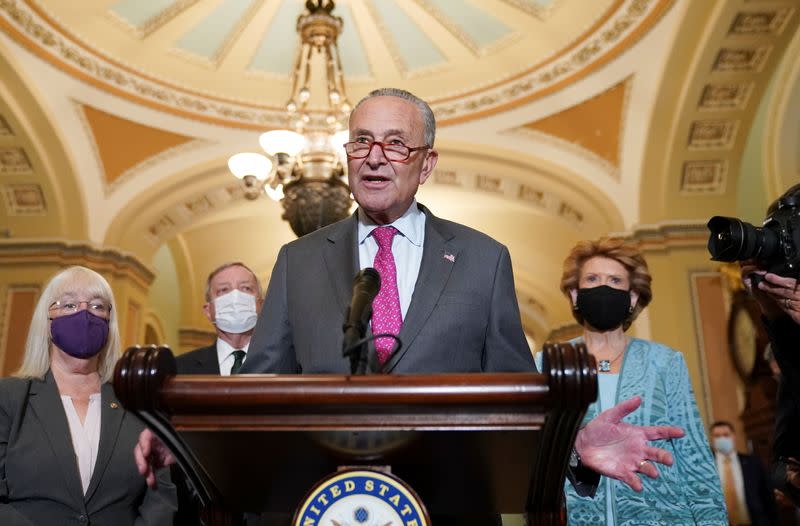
top-left (342, 268), bottom-right (381, 374)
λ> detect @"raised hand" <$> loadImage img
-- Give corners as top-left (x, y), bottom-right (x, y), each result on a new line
top-left (574, 396), bottom-right (685, 492)
top-left (134, 428), bottom-right (176, 489)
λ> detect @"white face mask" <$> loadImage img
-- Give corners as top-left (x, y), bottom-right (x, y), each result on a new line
top-left (713, 436), bottom-right (735, 455)
top-left (213, 289), bottom-right (258, 334)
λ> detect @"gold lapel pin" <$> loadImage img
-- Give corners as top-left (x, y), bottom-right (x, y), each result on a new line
top-left (110, 402), bottom-right (119, 409)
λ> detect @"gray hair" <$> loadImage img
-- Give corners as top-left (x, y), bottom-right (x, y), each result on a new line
top-left (204, 261), bottom-right (262, 302)
top-left (352, 88), bottom-right (436, 148)
top-left (16, 266), bottom-right (121, 382)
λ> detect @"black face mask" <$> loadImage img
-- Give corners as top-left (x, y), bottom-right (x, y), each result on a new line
top-left (576, 285), bottom-right (632, 331)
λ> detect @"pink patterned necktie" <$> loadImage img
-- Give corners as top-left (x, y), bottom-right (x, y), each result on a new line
top-left (371, 226), bottom-right (402, 365)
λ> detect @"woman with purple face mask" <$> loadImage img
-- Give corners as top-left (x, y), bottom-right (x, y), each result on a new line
top-left (538, 238), bottom-right (727, 526)
top-left (0, 266), bottom-right (176, 525)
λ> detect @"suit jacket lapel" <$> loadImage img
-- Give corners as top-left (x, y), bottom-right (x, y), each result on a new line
top-left (323, 213), bottom-right (360, 317)
top-left (84, 383), bottom-right (125, 501)
top-left (29, 371), bottom-right (85, 503)
top-left (384, 206), bottom-right (457, 372)
top-left (199, 345), bottom-right (221, 374)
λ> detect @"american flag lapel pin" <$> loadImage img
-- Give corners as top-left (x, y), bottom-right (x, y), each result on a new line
top-left (443, 251), bottom-right (455, 263)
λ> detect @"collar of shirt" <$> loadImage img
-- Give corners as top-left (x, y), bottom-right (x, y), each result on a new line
top-left (216, 337), bottom-right (250, 367)
top-left (357, 200), bottom-right (425, 248)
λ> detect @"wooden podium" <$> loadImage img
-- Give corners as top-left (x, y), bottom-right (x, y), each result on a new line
top-left (113, 344), bottom-right (596, 525)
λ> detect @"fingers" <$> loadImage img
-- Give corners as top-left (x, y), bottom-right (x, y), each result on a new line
top-left (135, 429), bottom-right (151, 475)
top-left (760, 273), bottom-right (799, 290)
top-left (598, 396), bottom-right (642, 423)
top-left (636, 460), bottom-right (660, 479)
top-left (619, 470), bottom-right (643, 492)
top-left (146, 470), bottom-right (158, 489)
top-left (643, 446), bottom-right (674, 467)
top-left (642, 425), bottom-right (684, 441)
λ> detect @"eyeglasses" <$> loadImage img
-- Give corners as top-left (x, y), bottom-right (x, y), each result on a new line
top-left (48, 300), bottom-right (112, 318)
top-left (343, 140), bottom-right (430, 162)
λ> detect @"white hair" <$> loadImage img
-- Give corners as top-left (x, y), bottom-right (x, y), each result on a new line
top-left (353, 88), bottom-right (436, 147)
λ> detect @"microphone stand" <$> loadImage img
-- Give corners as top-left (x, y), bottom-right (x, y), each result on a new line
top-left (342, 304), bottom-right (373, 375)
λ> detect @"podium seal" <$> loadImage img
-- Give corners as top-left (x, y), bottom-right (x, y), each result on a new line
top-left (293, 469), bottom-right (429, 526)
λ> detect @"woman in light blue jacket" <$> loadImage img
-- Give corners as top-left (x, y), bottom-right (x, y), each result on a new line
top-left (552, 238), bottom-right (727, 526)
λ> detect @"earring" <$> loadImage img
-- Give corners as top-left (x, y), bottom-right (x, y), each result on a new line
top-left (628, 305), bottom-right (634, 314)
top-left (573, 303), bottom-right (579, 312)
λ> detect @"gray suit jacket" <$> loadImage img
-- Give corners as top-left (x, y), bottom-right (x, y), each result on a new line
top-left (0, 371), bottom-right (176, 526)
top-left (243, 204), bottom-right (535, 374)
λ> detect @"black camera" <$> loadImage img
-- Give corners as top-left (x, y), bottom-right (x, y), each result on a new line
top-left (707, 183), bottom-right (800, 278)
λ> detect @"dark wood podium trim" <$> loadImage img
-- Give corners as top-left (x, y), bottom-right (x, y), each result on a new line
top-left (114, 344), bottom-right (596, 525)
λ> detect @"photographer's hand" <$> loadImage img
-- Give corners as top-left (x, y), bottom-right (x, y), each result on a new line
top-left (741, 263), bottom-right (800, 323)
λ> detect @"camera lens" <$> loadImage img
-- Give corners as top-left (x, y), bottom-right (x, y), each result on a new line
top-left (707, 216), bottom-right (778, 261)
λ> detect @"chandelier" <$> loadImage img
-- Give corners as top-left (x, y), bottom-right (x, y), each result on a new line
top-left (228, 0), bottom-right (354, 237)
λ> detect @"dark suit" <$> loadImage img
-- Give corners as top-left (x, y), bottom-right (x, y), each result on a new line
top-left (763, 315), bottom-right (800, 507)
top-left (176, 344), bottom-right (220, 375)
top-left (0, 371), bottom-right (176, 525)
top-left (243, 204), bottom-right (535, 375)
top-left (735, 453), bottom-right (779, 526)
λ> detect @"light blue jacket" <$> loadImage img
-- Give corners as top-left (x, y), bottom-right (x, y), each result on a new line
top-left (562, 338), bottom-right (727, 526)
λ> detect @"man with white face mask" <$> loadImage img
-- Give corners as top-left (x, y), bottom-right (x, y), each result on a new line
top-left (176, 262), bottom-right (263, 375)
top-left (710, 421), bottom-right (777, 526)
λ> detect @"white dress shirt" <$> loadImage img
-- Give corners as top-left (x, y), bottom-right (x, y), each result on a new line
top-left (716, 450), bottom-right (751, 524)
top-left (61, 393), bottom-right (102, 494)
top-left (216, 338), bottom-right (251, 375)
top-left (357, 201), bottom-right (426, 319)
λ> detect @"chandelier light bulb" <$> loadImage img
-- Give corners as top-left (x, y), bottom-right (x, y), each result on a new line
top-left (329, 90), bottom-right (341, 104)
top-left (326, 113), bottom-right (336, 125)
top-left (259, 130), bottom-right (306, 156)
top-left (299, 87), bottom-right (311, 102)
top-left (332, 130), bottom-right (350, 150)
top-left (340, 101), bottom-right (351, 114)
top-left (301, 113), bottom-right (311, 123)
top-left (227, 152), bottom-right (273, 181)
top-left (286, 100), bottom-right (297, 113)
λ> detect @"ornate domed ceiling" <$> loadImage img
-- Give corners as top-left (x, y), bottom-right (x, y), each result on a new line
top-left (2, 0), bottom-right (671, 127)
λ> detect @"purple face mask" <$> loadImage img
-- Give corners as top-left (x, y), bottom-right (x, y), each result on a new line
top-left (50, 310), bottom-right (109, 359)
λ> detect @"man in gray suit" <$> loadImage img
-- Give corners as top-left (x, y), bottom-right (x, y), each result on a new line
top-left (239, 88), bottom-right (682, 485)
top-left (137, 88), bottom-right (684, 516)
top-left (242, 89), bottom-right (530, 375)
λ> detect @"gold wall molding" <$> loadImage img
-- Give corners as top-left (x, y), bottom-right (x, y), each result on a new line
top-left (428, 166), bottom-right (589, 229)
top-left (178, 327), bottom-right (215, 351)
top-left (2, 183), bottom-right (45, 214)
top-left (617, 220), bottom-right (709, 252)
top-left (0, 115), bottom-right (12, 135)
top-left (0, 146), bottom-right (33, 174)
top-left (0, 239), bottom-right (155, 288)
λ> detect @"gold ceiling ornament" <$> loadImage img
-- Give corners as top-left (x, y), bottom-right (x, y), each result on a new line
top-left (228, 0), bottom-right (353, 237)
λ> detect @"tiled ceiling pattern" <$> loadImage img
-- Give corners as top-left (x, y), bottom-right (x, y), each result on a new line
top-left (108, 0), bottom-right (522, 75)
top-left (679, 6), bottom-right (797, 195)
top-left (0, 116), bottom-right (45, 219)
